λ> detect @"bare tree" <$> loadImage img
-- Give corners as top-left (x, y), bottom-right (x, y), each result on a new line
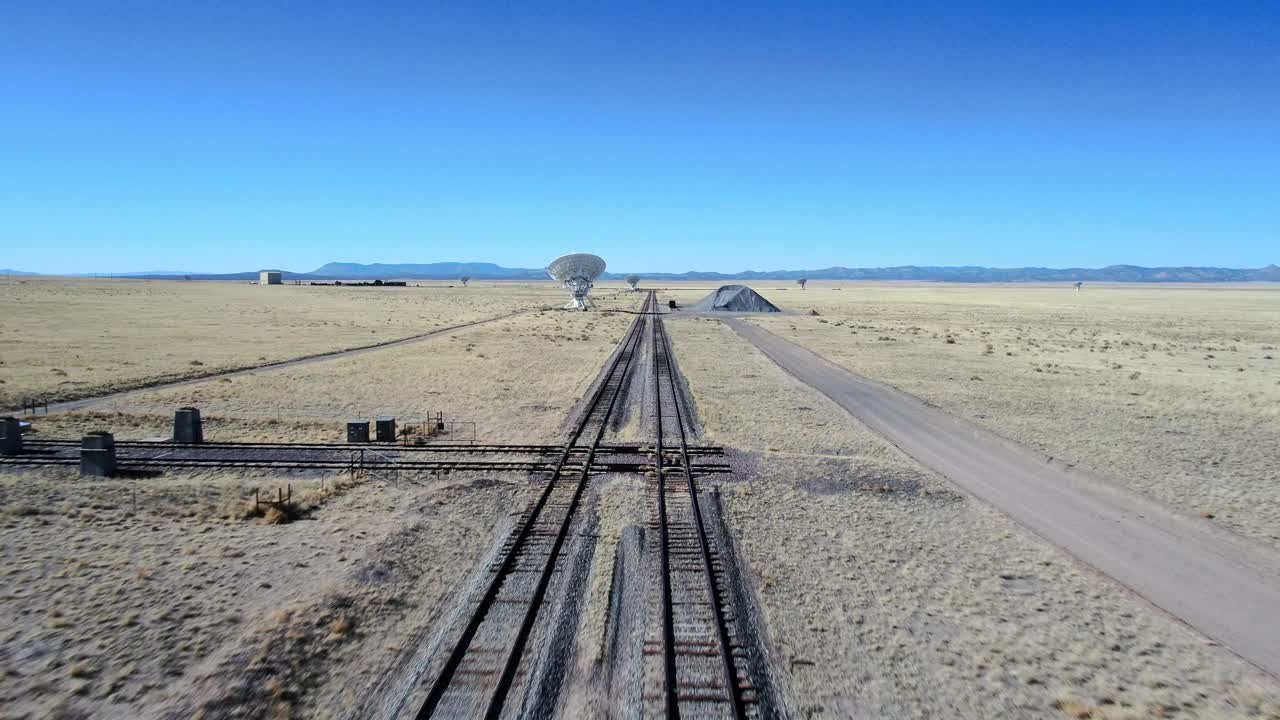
top-left (625, 274), bottom-right (640, 291)
top-left (796, 278), bottom-right (807, 290)
top-left (460, 276), bottom-right (471, 287)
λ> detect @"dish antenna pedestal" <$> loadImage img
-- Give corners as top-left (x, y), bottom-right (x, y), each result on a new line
top-left (547, 253), bottom-right (606, 310)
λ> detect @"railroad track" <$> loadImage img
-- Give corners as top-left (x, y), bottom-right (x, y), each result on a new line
top-left (411, 291), bottom-right (658, 719)
top-left (22, 439), bottom-right (575, 453)
top-left (9, 291), bottom-right (778, 717)
top-left (648, 297), bottom-right (754, 719)
top-left (0, 454), bottom-right (731, 476)
top-left (22, 439), bottom-right (724, 455)
top-left (5, 438), bottom-right (729, 476)
top-left (0, 456), bottom-right (560, 473)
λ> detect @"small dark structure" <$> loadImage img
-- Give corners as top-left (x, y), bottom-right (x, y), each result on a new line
top-left (0, 417), bottom-right (22, 456)
top-left (668, 299), bottom-right (678, 310)
top-left (173, 407), bottom-right (203, 444)
top-left (80, 432), bottom-right (116, 477)
top-left (347, 420), bottom-right (371, 443)
top-left (376, 417), bottom-right (397, 443)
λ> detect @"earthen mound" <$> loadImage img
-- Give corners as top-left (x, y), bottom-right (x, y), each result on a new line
top-left (688, 285), bottom-right (781, 313)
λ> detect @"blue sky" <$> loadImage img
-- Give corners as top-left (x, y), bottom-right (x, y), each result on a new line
top-left (2, 1), bottom-right (1277, 274)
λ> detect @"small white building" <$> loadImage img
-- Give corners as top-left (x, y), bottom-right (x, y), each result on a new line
top-left (260, 271), bottom-right (282, 285)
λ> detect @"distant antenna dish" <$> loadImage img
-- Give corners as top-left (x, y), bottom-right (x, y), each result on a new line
top-left (547, 253), bottom-right (607, 310)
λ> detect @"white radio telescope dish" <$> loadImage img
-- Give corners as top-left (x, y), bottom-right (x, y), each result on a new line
top-left (547, 253), bottom-right (607, 310)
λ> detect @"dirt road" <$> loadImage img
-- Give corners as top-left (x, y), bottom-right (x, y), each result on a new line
top-left (726, 318), bottom-right (1280, 679)
top-left (5, 309), bottom-right (535, 416)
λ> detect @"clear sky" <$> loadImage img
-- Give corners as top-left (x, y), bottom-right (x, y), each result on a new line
top-left (2, 1), bottom-right (1277, 274)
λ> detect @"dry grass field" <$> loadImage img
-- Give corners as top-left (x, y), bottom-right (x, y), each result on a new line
top-left (0, 466), bottom-right (520, 718)
top-left (0, 279), bottom-right (643, 717)
top-left (665, 315), bottom-right (1280, 719)
top-left (662, 282), bottom-right (1280, 545)
top-left (5, 279), bottom-right (1278, 718)
top-left (0, 277), bottom-right (580, 408)
top-left (29, 305), bottom-right (636, 445)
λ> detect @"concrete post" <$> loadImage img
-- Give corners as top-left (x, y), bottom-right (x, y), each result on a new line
top-left (0, 417), bottom-right (22, 456)
top-left (376, 417), bottom-right (397, 443)
top-left (347, 420), bottom-right (370, 443)
top-left (80, 432), bottom-right (116, 477)
top-left (174, 407), bottom-right (203, 444)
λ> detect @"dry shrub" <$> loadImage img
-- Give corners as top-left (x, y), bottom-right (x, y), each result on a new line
top-left (327, 615), bottom-right (352, 640)
top-left (240, 498), bottom-right (305, 525)
top-left (225, 498), bottom-right (263, 521)
top-left (1052, 697), bottom-right (1097, 718)
top-left (297, 474), bottom-right (356, 510)
top-left (264, 676), bottom-right (285, 699)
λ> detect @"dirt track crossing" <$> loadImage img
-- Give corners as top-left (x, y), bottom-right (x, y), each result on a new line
top-left (2, 309), bottom-right (537, 416)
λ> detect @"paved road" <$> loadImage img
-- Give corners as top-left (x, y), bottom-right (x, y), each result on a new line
top-left (5, 309), bottom-right (535, 416)
top-left (726, 318), bottom-right (1280, 679)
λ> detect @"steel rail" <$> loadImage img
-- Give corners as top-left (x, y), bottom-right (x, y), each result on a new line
top-left (21, 439), bottom-right (723, 455)
top-left (123, 459), bottom-right (551, 472)
top-left (0, 456), bottom-right (553, 471)
top-left (415, 291), bottom-right (653, 719)
top-left (21, 439), bottom-right (565, 452)
top-left (652, 291), bottom-right (682, 718)
top-left (482, 289), bottom-right (657, 718)
top-left (0, 457), bottom-right (732, 477)
top-left (655, 306), bottom-right (749, 720)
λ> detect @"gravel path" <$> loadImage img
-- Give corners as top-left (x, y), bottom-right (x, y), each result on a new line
top-left (727, 317), bottom-right (1280, 680)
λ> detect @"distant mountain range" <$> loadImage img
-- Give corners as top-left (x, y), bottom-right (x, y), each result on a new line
top-left (641, 264), bottom-right (1280, 283)
top-left (311, 261), bottom-right (546, 279)
top-left (7, 262), bottom-right (1280, 283)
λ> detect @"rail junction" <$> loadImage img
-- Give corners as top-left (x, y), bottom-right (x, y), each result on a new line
top-left (397, 291), bottom-right (777, 719)
top-left (6, 438), bottom-right (730, 478)
top-left (2, 291), bottom-right (782, 718)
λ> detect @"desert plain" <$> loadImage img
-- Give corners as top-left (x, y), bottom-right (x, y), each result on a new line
top-left (1, 276), bottom-right (1279, 719)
